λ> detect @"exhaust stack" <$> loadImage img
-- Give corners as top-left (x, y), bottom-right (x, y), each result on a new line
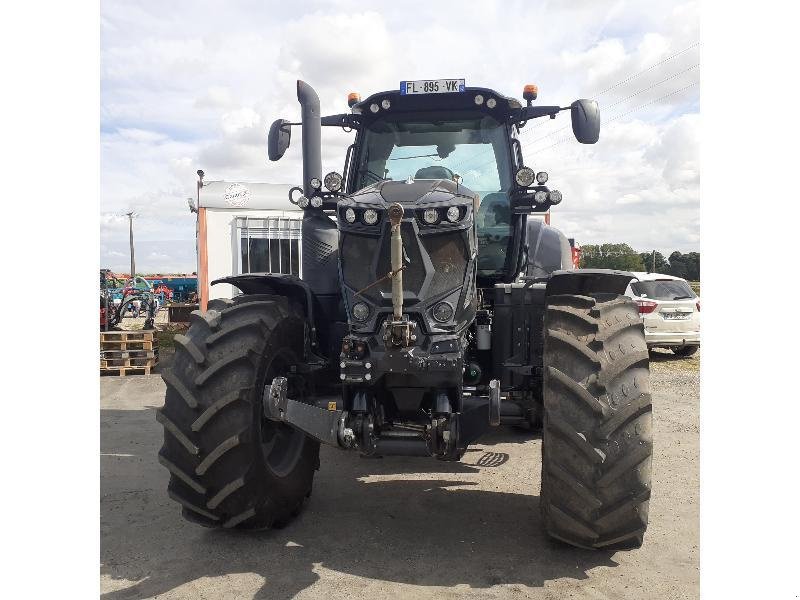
top-left (296, 80), bottom-right (322, 197)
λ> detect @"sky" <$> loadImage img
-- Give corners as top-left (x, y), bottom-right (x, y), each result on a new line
top-left (100, 0), bottom-right (700, 273)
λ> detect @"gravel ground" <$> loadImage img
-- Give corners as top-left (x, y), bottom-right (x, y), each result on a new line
top-left (100, 349), bottom-right (699, 599)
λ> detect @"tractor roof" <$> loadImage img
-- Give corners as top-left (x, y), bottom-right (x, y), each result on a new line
top-left (352, 87), bottom-right (523, 124)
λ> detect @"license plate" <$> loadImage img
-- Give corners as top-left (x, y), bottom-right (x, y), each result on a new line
top-left (400, 79), bottom-right (465, 95)
top-left (662, 312), bottom-right (691, 320)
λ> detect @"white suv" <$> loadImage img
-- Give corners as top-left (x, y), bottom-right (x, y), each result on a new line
top-left (624, 272), bottom-right (700, 357)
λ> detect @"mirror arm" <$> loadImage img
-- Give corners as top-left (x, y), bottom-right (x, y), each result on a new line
top-left (512, 105), bottom-right (566, 124)
top-left (321, 113), bottom-right (361, 130)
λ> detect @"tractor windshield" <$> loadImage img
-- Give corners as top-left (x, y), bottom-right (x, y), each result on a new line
top-left (352, 113), bottom-right (515, 277)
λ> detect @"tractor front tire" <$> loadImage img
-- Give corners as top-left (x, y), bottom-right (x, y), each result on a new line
top-left (157, 294), bottom-right (320, 529)
top-left (540, 293), bottom-right (653, 549)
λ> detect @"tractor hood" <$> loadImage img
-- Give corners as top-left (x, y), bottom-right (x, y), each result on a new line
top-left (336, 179), bottom-right (478, 336)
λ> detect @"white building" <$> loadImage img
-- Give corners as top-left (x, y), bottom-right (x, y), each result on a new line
top-left (194, 177), bottom-right (302, 308)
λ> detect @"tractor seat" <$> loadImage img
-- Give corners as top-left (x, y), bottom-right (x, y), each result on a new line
top-left (414, 166), bottom-right (455, 180)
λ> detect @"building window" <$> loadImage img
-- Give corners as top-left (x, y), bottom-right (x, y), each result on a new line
top-left (236, 216), bottom-right (301, 276)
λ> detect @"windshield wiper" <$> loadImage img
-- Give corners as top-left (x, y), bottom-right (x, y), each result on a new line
top-left (672, 295), bottom-right (693, 300)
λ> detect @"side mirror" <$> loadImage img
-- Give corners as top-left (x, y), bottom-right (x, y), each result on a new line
top-left (268, 119), bottom-right (292, 161)
top-left (571, 99), bottom-right (600, 144)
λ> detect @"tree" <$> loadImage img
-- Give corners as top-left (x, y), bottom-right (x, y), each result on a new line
top-left (668, 251), bottom-right (700, 280)
top-left (638, 250), bottom-right (668, 273)
top-left (580, 243), bottom-right (645, 271)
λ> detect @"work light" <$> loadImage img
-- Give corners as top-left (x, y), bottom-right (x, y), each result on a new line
top-left (533, 190), bottom-right (548, 204)
top-left (432, 301), bottom-right (454, 322)
top-left (363, 209), bottom-right (379, 225)
top-left (515, 166), bottom-right (535, 187)
top-left (310, 196), bottom-right (323, 208)
top-left (344, 207), bottom-right (356, 223)
top-left (370, 103), bottom-right (379, 113)
top-left (486, 98), bottom-right (497, 109)
top-left (381, 99), bottom-right (391, 110)
top-left (536, 171), bottom-right (548, 184)
top-left (324, 172), bottom-right (343, 192)
top-left (446, 206), bottom-right (461, 222)
top-left (352, 302), bottom-right (370, 322)
top-left (422, 208), bottom-right (439, 224)
top-left (548, 190), bottom-right (562, 204)
top-left (310, 177), bottom-right (322, 190)
top-left (298, 196), bottom-right (310, 208)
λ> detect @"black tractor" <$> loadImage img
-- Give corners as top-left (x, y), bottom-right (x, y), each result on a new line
top-left (158, 79), bottom-right (653, 549)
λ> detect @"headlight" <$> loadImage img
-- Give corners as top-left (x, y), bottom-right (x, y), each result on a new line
top-left (533, 190), bottom-right (548, 204)
top-left (298, 196), bottom-right (310, 208)
top-left (515, 166), bottom-right (535, 187)
top-left (352, 302), bottom-right (370, 322)
top-left (536, 171), bottom-right (548, 184)
top-left (363, 209), bottom-right (379, 225)
top-left (310, 177), bottom-right (322, 190)
top-left (548, 190), bottom-right (562, 204)
top-left (446, 206), bottom-right (461, 222)
top-left (422, 208), bottom-right (439, 224)
top-left (344, 207), bottom-right (356, 223)
top-left (432, 301), bottom-right (454, 322)
top-left (324, 171), bottom-right (343, 192)
top-left (310, 196), bottom-right (323, 208)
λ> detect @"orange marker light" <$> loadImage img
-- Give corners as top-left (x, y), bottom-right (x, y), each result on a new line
top-left (348, 92), bottom-right (361, 108)
top-left (523, 84), bottom-right (538, 102)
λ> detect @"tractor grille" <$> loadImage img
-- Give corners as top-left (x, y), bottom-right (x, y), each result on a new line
top-left (375, 223), bottom-right (425, 297)
top-left (340, 233), bottom-right (373, 293)
top-left (340, 225), bottom-right (468, 303)
top-left (423, 231), bottom-right (468, 297)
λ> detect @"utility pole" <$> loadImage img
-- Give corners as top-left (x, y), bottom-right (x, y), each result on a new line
top-left (126, 211), bottom-right (136, 277)
top-left (652, 249), bottom-right (656, 273)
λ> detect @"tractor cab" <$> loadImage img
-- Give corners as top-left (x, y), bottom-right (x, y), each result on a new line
top-left (268, 79), bottom-right (599, 285)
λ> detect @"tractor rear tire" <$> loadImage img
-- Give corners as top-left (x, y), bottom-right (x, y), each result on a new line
top-left (540, 293), bottom-right (653, 549)
top-left (158, 294), bottom-right (320, 529)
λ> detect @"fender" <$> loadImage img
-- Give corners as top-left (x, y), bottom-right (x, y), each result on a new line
top-left (545, 269), bottom-right (635, 297)
top-left (521, 218), bottom-right (574, 278)
top-left (211, 273), bottom-right (324, 351)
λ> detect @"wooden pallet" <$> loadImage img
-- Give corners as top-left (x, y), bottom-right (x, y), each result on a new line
top-left (101, 357), bottom-right (157, 369)
top-left (101, 349), bottom-right (157, 360)
top-left (100, 330), bottom-right (155, 342)
top-left (101, 340), bottom-right (155, 351)
top-left (100, 331), bottom-right (158, 375)
top-left (100, 366), bottom-right (152, 376)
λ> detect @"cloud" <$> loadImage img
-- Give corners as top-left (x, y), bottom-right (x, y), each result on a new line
top-left (101, 0), bottom-right (701, 271)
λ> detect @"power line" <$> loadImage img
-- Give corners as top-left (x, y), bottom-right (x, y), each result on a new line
top-left (533, 80), bottom-right (700, 155)
top-left (447, 44), bottom-right (701, 175)
top-left (591, 42), bottom-right (700, 98)
top-left (520, 66), bottom-right (698, 152)
top-left (603, 63), bottom-right (699, 109)
top-left (520, 42), bottom-right (700, 143)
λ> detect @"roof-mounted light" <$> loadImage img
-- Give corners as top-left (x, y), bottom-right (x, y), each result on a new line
top-left (523, 84), bottom-right (538, 104)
